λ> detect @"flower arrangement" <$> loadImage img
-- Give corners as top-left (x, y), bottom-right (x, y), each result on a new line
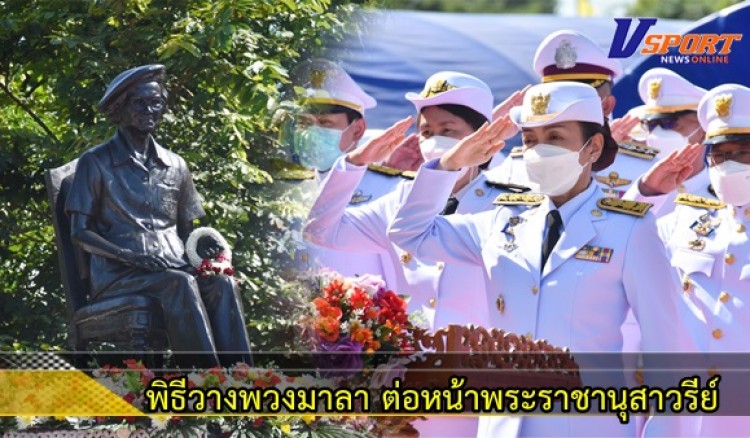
top-left (185, 227), bottom-right (234, 277)
top-left (300, 273), bottom-right (416, 380)
top-left (8, 360), bottom-right (369, 437)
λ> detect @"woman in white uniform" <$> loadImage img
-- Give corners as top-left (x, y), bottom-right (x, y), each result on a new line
top-left (388, 81), bottom-right (697, 437)
top-left (304, 71), bottom-right (517, 437)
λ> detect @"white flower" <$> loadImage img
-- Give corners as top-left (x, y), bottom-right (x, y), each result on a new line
top-left (15, 416), bottom-right (33, 430)
top-left (185, 227), bottom-right (232, 268)
top-left (150, 415), bottom-right (170, 430)
top-left (187, 372), bottom-right (205, 388)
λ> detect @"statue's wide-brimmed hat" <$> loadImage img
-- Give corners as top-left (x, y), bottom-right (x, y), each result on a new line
top-left (98, 64), bottom-right (166, 115)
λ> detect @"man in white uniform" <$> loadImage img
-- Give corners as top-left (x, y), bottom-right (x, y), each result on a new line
top-left (286, 59), bottom-right (405, 287)
top-left (631, 83), bottom-right (750, 436)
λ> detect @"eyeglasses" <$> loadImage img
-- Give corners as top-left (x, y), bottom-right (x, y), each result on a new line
top-left (706, 148), bottom-right (750, 166)
top-left (640, 117), bottom-right (679, 133)
top-left (129, 97), bottom-right (165, 112)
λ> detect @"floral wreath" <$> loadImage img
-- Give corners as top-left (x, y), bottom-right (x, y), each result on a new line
top-left (185, 227), bottom-right (234, 277)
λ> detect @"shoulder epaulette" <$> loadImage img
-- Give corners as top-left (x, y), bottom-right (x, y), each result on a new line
top-left (509, 146), bottom-right (524, 158)
top-left (493, 193), bottom-right (545, 206)
top-left (401, 170), bottom-right (416, 180)
top-left (367, 164), bottom-right (413, 179)
top-left (597, 198), bottom-right (653, 217)
top-left (674, 193), bottom-right (726, 210)
top-left (268, 158), bottom-right (316, 181)
top-left (484, 180), bottom-right (531, 193)
top-left (617, 141), bottom-right (658, 160)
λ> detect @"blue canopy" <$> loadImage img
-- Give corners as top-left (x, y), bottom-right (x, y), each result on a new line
top-left (612, 1), bottom-right (750, 117)
top-left (334, 10), bottom-right (689, 129)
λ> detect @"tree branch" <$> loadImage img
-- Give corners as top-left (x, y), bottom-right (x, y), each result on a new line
top-left (0, 79), bottom-right (59, 144)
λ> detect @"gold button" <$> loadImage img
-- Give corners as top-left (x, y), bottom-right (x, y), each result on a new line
top-left (400, 252), bottom-right (412, 264)
top-left (634, 367), bottom-right (645, 386)
top-left (436, 261), bottom-right (445, 271)
top-left (496, 295), bottom-right (505, 314)
top-left (719, 291), bottom-right (730, 303)
top-left (428, 298), bottom-right (436, 308)
top-left (609, 171), bottom-right (620, 179)
top-left (708, 367), bottom-right (719, 377)
top-left (738, 224), bottom-right (747, 233)
top-left (475, 188), bottom-right (485, 197)
top-left (531, 286), bottom-right (539, 295)
top-left (725, 254), bottom-right (735, 265)
top-left (712, 329), bottom-right (723, 340)
top-left (591, 209), bottom-right (602, 217)
top-left (682, 276), bottom-right (692, 293)
top-left (301, 253), bottom-right (309, 263)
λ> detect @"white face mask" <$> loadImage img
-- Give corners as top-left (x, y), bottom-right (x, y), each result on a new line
top-left (709, 160), bottom-right (750, 207)
top-left (419, 135), bottom-right (460, 161)
top-left (523, 139), bottom-right (591, 196)
top-left (420, 135), bottom-right (470, 180)
top-left (647, 126), bottom-right (698, 159)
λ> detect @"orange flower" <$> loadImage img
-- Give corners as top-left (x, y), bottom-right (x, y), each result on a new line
top-left (350, 327), bottom-right (373, 345)
top-left (316, 316), bottom-right (341, 342)
top-left (314, 297), bottom-right (343, 320)
top-left (348, 288), bottom-right (372, 309)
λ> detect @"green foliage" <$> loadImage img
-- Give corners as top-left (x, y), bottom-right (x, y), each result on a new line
top-left (0, 0), bottom-right (361, 355)
top-left (382, 0), bottom-right (555, 14)
top-left (629, 0), bottom-right (744, 19)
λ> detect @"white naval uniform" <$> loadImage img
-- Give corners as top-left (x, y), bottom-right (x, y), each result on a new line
top-left (619, 168), bottom-right (711, 400)
top-left (388, 161), bottom-right (697, 437)
top-left (653, 198), bottom-right (750, 437)
top-left (295, 166), bottom-right (403, 287)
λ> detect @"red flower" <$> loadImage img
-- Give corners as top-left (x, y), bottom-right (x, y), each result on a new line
top-left (123, 392), bottom-right (136, 404)
top-left (253, 418), bottom-right (264, 428)
top-left (348, 288), bottom-right (372, 310)
top-left (223, 268), bottom-right (234, 276)
top-left (206, 366), bottom-right (227, 384)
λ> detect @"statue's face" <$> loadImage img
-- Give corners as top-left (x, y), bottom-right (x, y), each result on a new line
top-left (120, 81), bottom-right (165, 133)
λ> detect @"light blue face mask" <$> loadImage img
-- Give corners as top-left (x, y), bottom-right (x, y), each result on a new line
top-left (292, 124), bottom-right (350, 171)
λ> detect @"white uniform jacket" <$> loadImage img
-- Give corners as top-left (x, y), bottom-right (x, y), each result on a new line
top-left (388, 161), bottom-right (697, 437)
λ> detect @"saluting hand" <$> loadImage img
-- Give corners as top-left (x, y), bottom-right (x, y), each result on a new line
top-left (609, 114), bottom-right (640, 143)
top-left (638, 143), bottom-right (704, 196)
top-left (383, 134), bottom-right (423, 171)
top-left (346, 116), bottom-right (413, 166)
top-left (438, 116), bottom-right (513, 171)
top-left (492, 85), bottom-right (530, 138)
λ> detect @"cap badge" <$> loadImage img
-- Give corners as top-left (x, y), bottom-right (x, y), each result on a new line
top-left (555, 40), bottom-right (577, 70)
top-left (714, 94), bottom-right (732, 118)
top-left (648, 78), bottom-right (662, 100)
top-left (421, 79), bottom-right (457, 98)
top-left (310, 69), bottom-right (327, 88)
top-left (530, 93), bottom-right (551, 116)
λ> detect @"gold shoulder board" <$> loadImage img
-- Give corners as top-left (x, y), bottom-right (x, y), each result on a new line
top-left (485, 180), bottom-right (531, 193)
top-left (367, 164), bottom-right (402, 176)
top-left (493, 193), bottom-right (545, 206)
top-left (401, 170), bottom-right (416, 180)
top-left (269, 158), bottom-right (316, 180)
top-left (509, 146), bottom-right (524, 158)
top-left (617, 141), bottom-right (658, 160)
top-left (597, 197), bottom-right (653, 217)
top-left (674, 193), bottom-right (726, 210)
